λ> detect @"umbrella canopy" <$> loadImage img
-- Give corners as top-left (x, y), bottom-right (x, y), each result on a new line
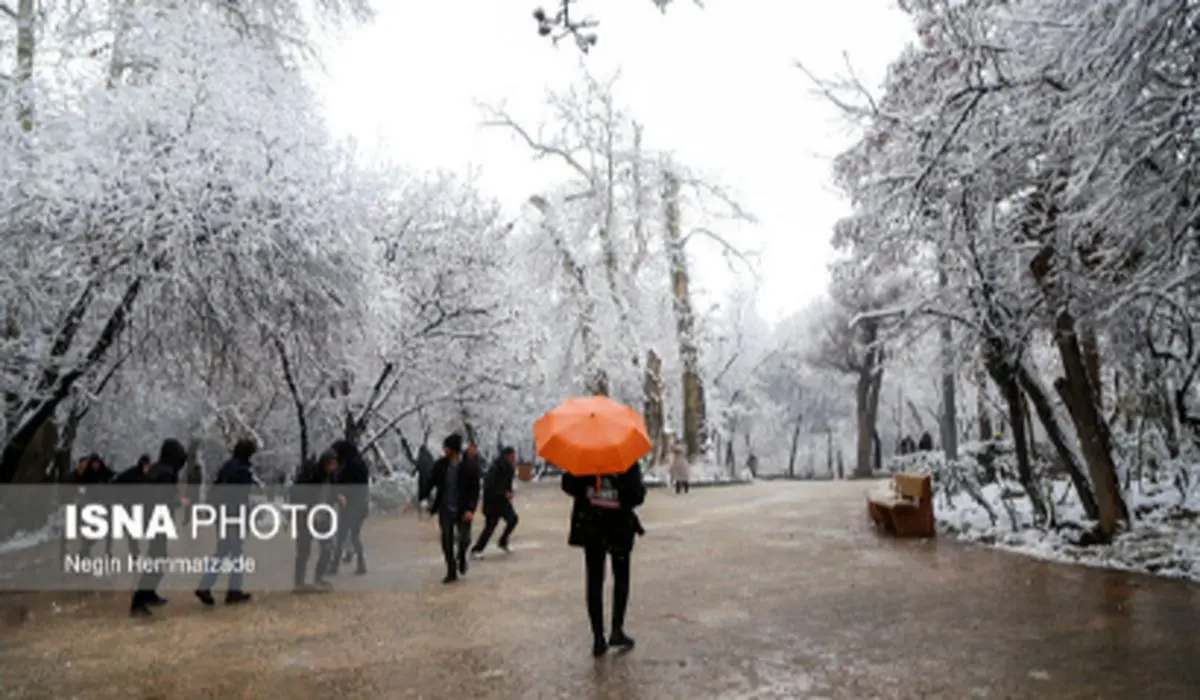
top-left (534, 396), bottom-right (653, 476)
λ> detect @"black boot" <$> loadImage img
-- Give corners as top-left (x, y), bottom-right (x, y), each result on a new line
top-left (442, 572), bottom-right (458, 584)
top-left (225, 591), bottom-right (252, 605)
top-left (609, 630), bottom-right (635, 650)
top-left (147, 593), bottom-right (168, 606)
top-left (592, 636), bottom-right (609, 657)
top-left (130, 591), bottom-right (152, 617)
top-left (195, 589), bottom-right (215, 606)
top-left (458, 555), bottom-right (468, 575)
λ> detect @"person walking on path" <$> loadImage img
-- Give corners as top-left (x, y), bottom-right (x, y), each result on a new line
top-left (328, 439), bottom-right (370, 576)
top-left (422, 433), bottom-right (480, 583)
top-left (670, 445), bottom-right (690, 495)
top-left (130, 439), bottom-right (189, 617)
top-left (292, 450), bottom-right (339, 591)
top-left (111, 454), bottom-right (151, 557)
top-left (471, 446), bottom-right (519, 557)
top-left (195, 439), bottom-right (257, 607)
top-left (561, 462), bottom-right (646, 657)
top-left (403, 440), bottom-right (436, 519)
top-left (73, 454), bottom-right (115, 557)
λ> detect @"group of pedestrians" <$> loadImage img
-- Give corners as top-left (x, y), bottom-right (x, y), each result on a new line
top-left (417, 431), bottom-right (646, 656)
top-left (71, 429), bottom-right (649, 658)
top-left (69, 437), bottom-right (373, 616)
top-left (418, 434), bottom-right (520, 584)
top-left (187, 438), bottom-right (372, 612)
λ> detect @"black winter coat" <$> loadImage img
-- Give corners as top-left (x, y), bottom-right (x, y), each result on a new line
top-left (291, 460), bottom-right (333, 505)
top-left (482, 456), bottom-right (515, 514)
top-left (212, 456), bottom-right (255, 510)
top-left (137, 439), bottom-right (188, 513)
top-left (424, 456), bottom-right (481, 516)
top-left (73, 460), bottom-right (115, 485)
top-left (561, 464), bottom-right (646, 552)
top-left (331, 440), bottom-right (370, 516)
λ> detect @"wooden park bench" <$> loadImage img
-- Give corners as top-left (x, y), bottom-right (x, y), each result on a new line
top-left (866, 473), bottom-right (935, 538)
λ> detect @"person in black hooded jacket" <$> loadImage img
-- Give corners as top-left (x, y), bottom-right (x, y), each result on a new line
top-left (292, 451), bottom-right (340, 591)
top-left (328, 439), bottom-right (369, 576)
top-left (130, 438), bottom-right (189, 617)
top-left (194, 439), bottom-right (257, 606)
top-left (561, 463), bottom-right (646, 657)
top-left (110, 454), bottom-right (151, 557)
top-left (471, 447), bottom-right (519, 556)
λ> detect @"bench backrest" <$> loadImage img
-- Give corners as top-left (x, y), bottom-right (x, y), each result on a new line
top-left (893, 473), bottom-right (931, 501)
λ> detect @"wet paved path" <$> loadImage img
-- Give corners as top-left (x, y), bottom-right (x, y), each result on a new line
top-left (2, 479), bottom-right (1200, 699)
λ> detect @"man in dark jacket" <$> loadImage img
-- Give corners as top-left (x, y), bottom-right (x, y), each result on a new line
top-left (328, 439), bottom-right (369, 576)
top-left (73, 454), bottom-right (115, 557)
top-left (130, 439), bottom-right (189, 617)
top-left (110, 454), bottom-right (151, 557)
top-left (195, 439), bottom-right (257, 606)
top-left (471, 446), bottom-right (519, 556)
top-left (292, 451), bottom-right (339, 591)
top-left (421, 433), bottom-right (480, 583)
top-left (412, 444), bottom-right (435, 518)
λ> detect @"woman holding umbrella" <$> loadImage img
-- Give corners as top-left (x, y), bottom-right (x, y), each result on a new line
top-left (536, 396), bottom-right (650, 657)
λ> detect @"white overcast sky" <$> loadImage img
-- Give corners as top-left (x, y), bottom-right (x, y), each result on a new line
top-left (316, 0), bottom-right (914, 324)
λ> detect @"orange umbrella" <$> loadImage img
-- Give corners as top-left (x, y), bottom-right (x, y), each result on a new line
top-left (534, 396), bottom-right (652, 477)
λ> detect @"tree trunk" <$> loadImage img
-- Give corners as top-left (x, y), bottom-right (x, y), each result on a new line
top-left (16, 0), bottom-right (34, 132)
top-left (663, 170), bottom-right (706, 460)
top-left (51, 398), bottom-right (90, 487)
top-left (994, 367), bottom-right (1046, 522)
top-left (1013, 359), bottom-right (1100, 520)
top-left (938, 253), bottom-right (958, 460)
top-left (787, 415), bottom-right (802, 478)
top-left (854, 367), bottom-right (883, 478)
top-left (273, 337), bottom-right (310, 466)
top-left (1080, 324), bottom-right (1103, 409)
top-left (826, 427), bottom-right (834, 475)
top-left (1028, 227), bottom-right (1125, 539)
top-left (853, 319), bottom-right (884, 479)
top-left (643, 349), bottom-right (665, 463)
top-left (1050, 310), bottom-right (1127, 539)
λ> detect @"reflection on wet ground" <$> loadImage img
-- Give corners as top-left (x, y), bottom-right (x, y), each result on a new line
top-left (2, 480), bottom-right (1199, 699)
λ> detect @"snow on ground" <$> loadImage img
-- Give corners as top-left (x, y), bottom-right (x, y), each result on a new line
top-left (885, 442), bottom-right (1200, 583)
top-left (0, 522), bottom-right (56, 556)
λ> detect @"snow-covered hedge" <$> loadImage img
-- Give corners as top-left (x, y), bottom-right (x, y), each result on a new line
top-left (369, 472), bottom-right (419, 513)
top-left (883, 441), bottom-right (1200, 583)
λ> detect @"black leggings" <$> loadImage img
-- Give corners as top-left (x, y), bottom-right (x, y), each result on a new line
top-left (331, 509), bottom-right (366, 572)
top-left (584, 544), bottom-right (631, 639)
